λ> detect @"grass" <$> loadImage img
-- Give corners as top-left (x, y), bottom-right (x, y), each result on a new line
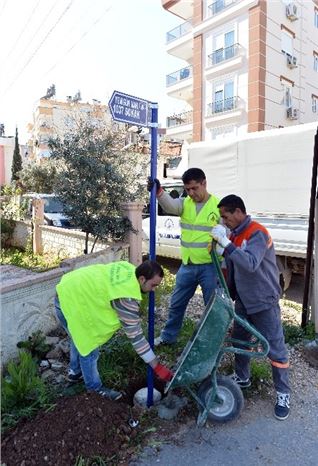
top-left (1, 246), bottom-right (67, 271)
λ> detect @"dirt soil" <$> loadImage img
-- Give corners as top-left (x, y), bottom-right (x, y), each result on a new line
top-left (1, 380), bottom-right (191, 466)
top-left (1, 387), bottom-right (166, 466)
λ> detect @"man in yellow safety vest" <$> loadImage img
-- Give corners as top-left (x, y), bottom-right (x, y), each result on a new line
top-left (148, 168), bottom-right (221, 346)
top-left (55, 260), bottom-right (173, 401)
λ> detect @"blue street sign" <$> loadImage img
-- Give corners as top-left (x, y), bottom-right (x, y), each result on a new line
top-left (108, 90), bottom-right (149, 127)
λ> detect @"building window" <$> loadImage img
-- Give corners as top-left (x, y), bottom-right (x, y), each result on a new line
top-left (281, 80), bottom-right (293, 108)
top-left (314, 53), bottom-right (318, 72)
top-left (312, 95), bottom-right (318, 113)
top-left (212, 30), bottom-right (235, 65)
top-left (315, 9), bottom-right (318, 28)
top-left (213, 80), bottom-right (234, 112)
top-left (281, 29), bottom-right (293, 55)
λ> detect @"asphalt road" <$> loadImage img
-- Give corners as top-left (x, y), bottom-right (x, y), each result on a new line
top-left (133, 393), bottom-right (318, 466)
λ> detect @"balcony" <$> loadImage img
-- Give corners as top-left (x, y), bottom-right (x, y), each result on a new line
top-left (208, 43), bottom-right (239, 66)
top-left (166, 20), bottom-right (192, 61)
top-left (208, 97), bottom-right (238, 115)
top-left (206, 96), bottom-right (245, 126)
top-left (167, 110), bottom-right (193, 128)
top-left (166, 110), bottom-right (193, 142)
top-left (166, 66), bottom-right (192, 86)
top-left (207, 0), bottom-right (237, 17)
top-left (166, 21), bottom-right (192, 43)
top-left (166, 66), bottom-right (193, 102)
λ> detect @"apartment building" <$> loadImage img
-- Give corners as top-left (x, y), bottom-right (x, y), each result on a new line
top-left (27, 98), bottom-right (112, 161)
top-left (163, 0), bottom-right (318, 142)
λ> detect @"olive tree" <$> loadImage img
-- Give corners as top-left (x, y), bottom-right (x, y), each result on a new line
top-left (18, 159), bottom-right (57, 194)
top-left (49, 121), bottom-right (148, 253)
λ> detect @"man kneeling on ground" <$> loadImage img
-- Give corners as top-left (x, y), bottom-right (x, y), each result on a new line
top-left (55, 260), bottom-right (173, 401)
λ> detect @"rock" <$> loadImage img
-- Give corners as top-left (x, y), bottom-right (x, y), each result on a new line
top-left (50, 362), bottom-right (64, 371)
top-left (41, 369), bottom-right (56, 381)
top-left (46, 347), bottom-right (63, 359)
top-left (39, 360), bottom-right (50, 368)
top-left (133, 387), bottom-right (162, 408)
top-left (45, 336), bottom-right (60, 345)
top-left (58, 338), bottom-right (70, 354)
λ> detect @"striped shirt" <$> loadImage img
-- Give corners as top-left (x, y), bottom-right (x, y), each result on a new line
top-left (111, 298), bottom-right (155, 363)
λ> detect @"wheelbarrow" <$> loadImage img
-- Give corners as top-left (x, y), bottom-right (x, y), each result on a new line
top-left (164, 243), bottom-right (270, 427)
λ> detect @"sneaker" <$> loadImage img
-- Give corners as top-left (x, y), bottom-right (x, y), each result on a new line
top-left (67, 371), bottom-right (84, 383)
top-left (154, 335), bottom-right (174, 347)
top-left (97, 386), bottom-right (122, 401)
top-left (275, 392), bottom-right (290, 420)
top-left (231, 373), bottom-right (251, 388)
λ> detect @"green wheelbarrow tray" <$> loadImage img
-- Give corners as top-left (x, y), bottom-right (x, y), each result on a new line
top-left (164, 243), bottom-right (270, 427)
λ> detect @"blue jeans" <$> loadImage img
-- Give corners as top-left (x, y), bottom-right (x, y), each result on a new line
top-left (232, 300), bottom-right (290, 394)
top-left (161, 263), bottom-right (218, 343)
top-left (54, 296), bottom-right (102, 391)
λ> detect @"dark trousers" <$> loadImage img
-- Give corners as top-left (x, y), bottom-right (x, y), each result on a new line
top-left (232, 300), bottom-right (290, 394)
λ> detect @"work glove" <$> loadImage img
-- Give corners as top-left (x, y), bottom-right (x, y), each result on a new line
top-left (211, 225), bottom-right (231, 248)
top-left (208, 241), bottom-right (224, 256)
top-left (153, 363), bottom-right (174, 382)
top-left (147, 177), bottom-right (162, 194)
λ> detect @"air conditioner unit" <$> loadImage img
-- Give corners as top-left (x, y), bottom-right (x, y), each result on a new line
top-left (286, 107), bottom-right (299, 120)
top-left (286, 3), bottom-right (298, 21)
top-left (286, 54), bottom-right (298, 68)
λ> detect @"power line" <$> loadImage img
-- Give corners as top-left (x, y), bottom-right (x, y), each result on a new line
top-left (9, 0), bottom-right (61, 72)
top-left (4, 0), bottom-right (41, 62)
top-left (42, 4), bottom-right (111, 78)
top-left (1, 0), bottom-right (75, 98)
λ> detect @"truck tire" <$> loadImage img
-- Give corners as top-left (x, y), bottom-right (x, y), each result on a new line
top-left (198, 374), bottom-right (244, 423)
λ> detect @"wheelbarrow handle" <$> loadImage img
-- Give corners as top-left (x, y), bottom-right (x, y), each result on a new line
top-left (224, 313), bottom-right (270, 358)
top-left (211, 241), bottom-right (230, 299)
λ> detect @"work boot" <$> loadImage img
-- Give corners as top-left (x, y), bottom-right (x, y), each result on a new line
top-left (274, 392), bottom-right (290, 420)
top-left (67, 370), bottom-right (83, 383)
top-left (97, 386), bottom-right (122, 401)
top-left (231, 372), bottom-right (251, 388)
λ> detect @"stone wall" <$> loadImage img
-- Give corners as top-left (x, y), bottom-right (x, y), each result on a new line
top-left (0, 245), bottom-right (128, 367)
top-left (40, 225), bottom-right (120, 257)
top-left (11, 220), bottom-right (33, 248)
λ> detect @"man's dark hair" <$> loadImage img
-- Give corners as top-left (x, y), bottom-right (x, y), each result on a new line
top-left (135, 260), bottom-right (164, 280)
top-left (218, 194), bottom-right (246, 214)
top-left (182, 168), bottom-right (206, 184)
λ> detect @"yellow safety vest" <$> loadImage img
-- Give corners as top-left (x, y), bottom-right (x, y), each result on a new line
top-left (180, 194), bottom-right (220, 265)
top-left (56, 261), bottom-right (141, 356)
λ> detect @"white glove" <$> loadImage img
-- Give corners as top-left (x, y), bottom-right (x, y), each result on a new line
top-left (211, 225), bottom-right (231, 248)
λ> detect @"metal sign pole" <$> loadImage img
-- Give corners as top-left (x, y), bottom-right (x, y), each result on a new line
top-left (108, 90), bottom-right (158, 407)
top-left (147, 102), bottom-right (158, 407)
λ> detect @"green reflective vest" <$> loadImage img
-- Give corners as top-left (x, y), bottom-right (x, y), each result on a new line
top-left (56, 261), bottom-right (141, 356)
top-left (180, 194), bottom-right (220, 265)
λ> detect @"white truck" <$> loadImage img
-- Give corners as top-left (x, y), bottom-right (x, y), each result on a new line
top-left (142, 122), bottom-right (317, 289)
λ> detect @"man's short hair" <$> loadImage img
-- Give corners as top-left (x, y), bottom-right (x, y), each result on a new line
top-left (182, 168), bottom-right (206, 184)
top-left (135, 260), bottom-right (164, 280)
top-left (218, 194), bottom-right (246, 214)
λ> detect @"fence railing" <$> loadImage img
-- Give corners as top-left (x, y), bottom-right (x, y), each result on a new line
top-left (207, 0), bottom-right (236, 17)
top-left (166, 111), bottom-right (193, 128)
top-left (166, 66), bottom-right (193, 86)
top-left (208, 43), bottom-right (239, 66)
top-left (166, 20), bottom-right (192, 43)
top-left (207, 96), bottom-right (238, 115)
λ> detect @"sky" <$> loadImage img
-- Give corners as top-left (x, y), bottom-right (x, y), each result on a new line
top-left (0, 0), bottom-right (187, 143)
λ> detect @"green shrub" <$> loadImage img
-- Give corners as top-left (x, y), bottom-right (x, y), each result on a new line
top-left (1, 352), bottom-right (52, 431)
top-left (0, 246), bottom-right (66, 271)
top-left (17, 330), bottom-right (52, 361)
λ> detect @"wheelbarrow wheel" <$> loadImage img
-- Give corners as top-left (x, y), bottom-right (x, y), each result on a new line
top-left (198, 374), bottom-right (244, 423)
